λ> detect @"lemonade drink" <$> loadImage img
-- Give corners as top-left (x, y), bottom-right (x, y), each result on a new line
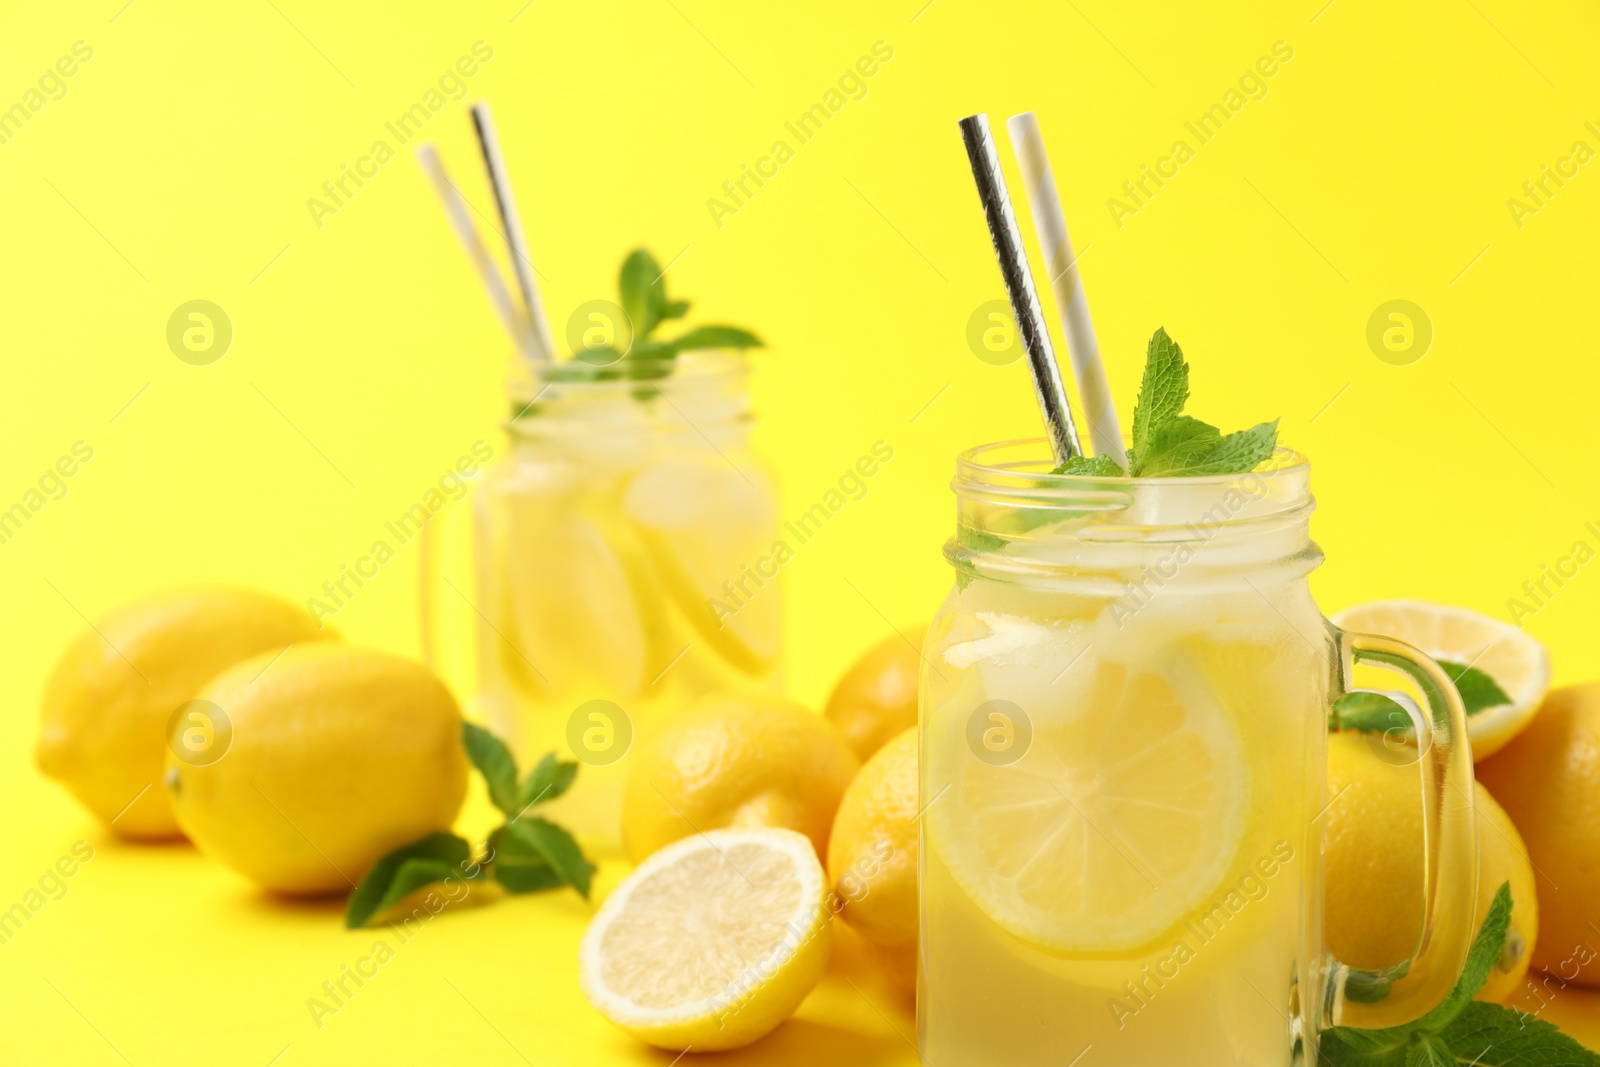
top-left (472, 352), bottom-right (782, 845)
top-left (920, 441), bottom-right (1475, 1065)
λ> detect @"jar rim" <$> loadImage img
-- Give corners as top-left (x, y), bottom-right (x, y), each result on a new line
top-left (955, 437), bottom-right (1309, 490)
top-left (517, 348), bottom-right (748, 395)
top-left (951, 437), bottom-right (1314, 535)
top-left (503, 349), bottom-right (752, 436)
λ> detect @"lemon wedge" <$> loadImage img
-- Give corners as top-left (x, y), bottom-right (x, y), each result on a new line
top-left (1332, 599), bottom-right (1550, 759)
top-left (624, 457), bottom-right (780, 675)
top-left (579, 828), bottom-right (831, 1051)
top-left (926, 652), bottom-right (1248, 955)
top-left (502, 498), bottom-right (648, 698)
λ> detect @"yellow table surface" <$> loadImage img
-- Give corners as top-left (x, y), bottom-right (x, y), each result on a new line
top-left (5, 767), bottom-right (1597, 1065)
top-left (0, 771), bottom-right (922, 1066)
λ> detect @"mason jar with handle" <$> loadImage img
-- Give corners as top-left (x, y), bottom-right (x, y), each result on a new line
top-left (919, 439), bottom-right (1477, 1066)
top-left (422, 350), bottom-right (783, 850)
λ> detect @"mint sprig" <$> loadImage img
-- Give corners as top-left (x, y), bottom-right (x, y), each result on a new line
top-left (343, 723), bottom-right (592, 928)
top-left (1333, 660), bottom-right (1514, 733)
top-left (1054, 327), bottom-right (1278, 477)
top-left (553, 247), bottom-right (762, 387)
top-left (1322, 884), bottom-right (1600, 1066)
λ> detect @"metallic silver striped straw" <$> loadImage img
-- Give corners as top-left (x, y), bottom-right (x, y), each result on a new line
top-left (469, 101), bottom-right (555, 363)
top-left (958, 113), bottom-right (1083, 465)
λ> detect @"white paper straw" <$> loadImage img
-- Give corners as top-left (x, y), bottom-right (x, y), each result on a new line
top-left (415, 144), bottom-right (532, 357)
top-left (468, 101), bottom-right (555, 363)
top-left (1006, 112), bottom-right (1126, 468)
top-left (959, 114), bottom-right (1083, 464)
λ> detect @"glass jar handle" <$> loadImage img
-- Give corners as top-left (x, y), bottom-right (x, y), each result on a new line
top-left (1324, 629), bottom-right (1479, 1031)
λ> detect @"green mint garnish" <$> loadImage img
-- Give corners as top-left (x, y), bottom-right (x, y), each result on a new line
top-left (1055, 327), bottom-right (1278, 477)
top-left (1056, 453), bottom-right (1124, 477)
top-left (1333, 660), bottom-right (1513, 732)
top-left (1331, 690), bottom-right (1414, 734)
top-left (549, 247), bottom-right (762, 388)
top-left (1130, 326), bottom-right (1191, 453)
top-left (1439, 660), bottom-right (1513, 716)
top-left (491, 817), bottom-right (593, 897)
top-left (343, 723), bottom-right (592, 928)
top-left (343, 832), bottom-right (474, 930)
top-left (461, 719), bottom-right (520, 814)
top-left (1322, 884), bottom-right (1600, 1066)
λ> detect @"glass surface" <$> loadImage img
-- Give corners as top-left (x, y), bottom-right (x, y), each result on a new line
top-left (471, 352), bottom-right (783, 847)
top-left (918, 440), bottom-right (1475, 1066)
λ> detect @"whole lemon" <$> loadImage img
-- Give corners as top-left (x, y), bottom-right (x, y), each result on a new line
top-left (622, 693), bottom-right (859, 866)
top-left (36, 587), bottom-right (328, 839)
top-left (1323, 731), bottom-right (1538, 1003)
top-left (1478, 683), bottom-right (1600, 988)
top-left (166, 644), bottom-right (468, 895)
top-left (827, 726), bottom-right (918, 990)
top-left (825, 627), bottom-right (925, 761)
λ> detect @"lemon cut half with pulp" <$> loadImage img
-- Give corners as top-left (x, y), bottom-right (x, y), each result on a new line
top-left (927, 654), bottom-right (1249, 955)
top-left (579, 828), bottom-right (831, 1052)
top-left (1332, 599), bottom-right (1550, 759)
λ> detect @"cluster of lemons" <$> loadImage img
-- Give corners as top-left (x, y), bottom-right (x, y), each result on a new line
top-left (33, 586), bottom-right (920, 1053)
top-left (580, 600), bottom-right (1600, 1052)
top-left (577, 630), bottom-right (924, 1051)
top-left (36, 590), bottom-right (1600, 1054)
top-left (1326, 600), bottom-right (1600, 1006)
top-left (36, 588), bottom-right (468, 894)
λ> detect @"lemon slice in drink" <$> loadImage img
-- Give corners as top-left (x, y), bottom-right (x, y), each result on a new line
top-left (926, 653), bottom-right (1249, 955)
top-left (1331, 599), bottom-right (1550, 759)
top-left (503, 497), bottom-right (648, 697)
top-left (579, 828), bottom-right (831, 1052)
top-left (625, 457), bottom-right (780, 675)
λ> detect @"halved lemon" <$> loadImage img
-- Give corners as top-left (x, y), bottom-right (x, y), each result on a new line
top-left (926, 652), bottom-right (1249, 955)
top-left (1331, 600), bottom-right (1550, 759)
top-left (579, 828), bottom-right (831, 1052)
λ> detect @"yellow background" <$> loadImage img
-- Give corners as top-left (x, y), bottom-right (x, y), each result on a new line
top-left (3, 0), bottom-right (1600, 1062)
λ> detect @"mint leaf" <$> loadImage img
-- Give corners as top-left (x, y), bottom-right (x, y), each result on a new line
top-left (1334, 691), bottom-right (1414, 734)
top-left (1404, 1038), bottom-right (1454, 1067)
top-left (1437, 660), bottom-right (1513, 716)
top-left (486, 826), bottom-right (566, 894)
top-left (1185, 419), bottom-right (1279, 476)
top-left (1130, 327), bottom-right (1189, 456)
top-left (619, 248), bottom-right (666, 339)
top-left (502, 817), bottom-right (593, 898)
top-left (518, 753), bottom-right (577, 809)
top-left (1053, 453), bottom-right (1124, 477)
top-left (1438, 1001), bottom-right (1600, 1066)
top-left (1133, 415), bottom-right (1222, 476)
top-left (345, 832), bottom-right (472, 929)
top-left (1134, 417), bottom-right (1279, 477)
top-left (670, 325), bottom-right (763, 351)
top-left (1323, 885), bottom-right (1517, 1066)
top-left (1120, 329), bottom-right (1277, 478)
top-left (555, 249), bottom-right (762, 399)
top-left (1334, 662), bottom-right (1511, 735)
top-left (462, 722), bottom-right (520, 816)
top-left (1413, 882), bottom-right (1512, 1028)
top-left (1317, 945), bottom-right (1594, 1067)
